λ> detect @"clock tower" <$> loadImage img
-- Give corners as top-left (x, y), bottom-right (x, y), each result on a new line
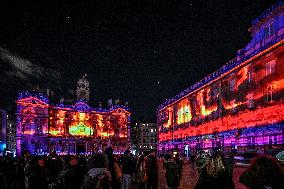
top-left (76, 74), bottom-right (90, 102)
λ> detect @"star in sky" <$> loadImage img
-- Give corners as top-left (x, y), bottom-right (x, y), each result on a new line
top-left (0, 0), bottom-right (278, 120)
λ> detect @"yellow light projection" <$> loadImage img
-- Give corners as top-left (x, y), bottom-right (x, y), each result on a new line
top-left (49, 110), bottom-right (66, 136)
top-left (69, 112), bottom-right (93, 136)
top-left (177, 99), bottom-right (192, 125)
top-left (197, 90), bottom-right (218, 116)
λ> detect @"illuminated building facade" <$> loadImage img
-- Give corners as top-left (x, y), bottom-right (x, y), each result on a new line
top-left (158, 2), bottom-right (284, 155)
top-left (16, 76), bottom-right (130, 155)
top-left (0, 108), bottom-right (7, 153)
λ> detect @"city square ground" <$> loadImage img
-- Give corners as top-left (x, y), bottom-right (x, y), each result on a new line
top-left (157, 161), bottom-right (248, 189)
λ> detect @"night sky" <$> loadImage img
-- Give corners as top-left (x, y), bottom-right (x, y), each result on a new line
top-left (0, 0), bottom-right (277, 120)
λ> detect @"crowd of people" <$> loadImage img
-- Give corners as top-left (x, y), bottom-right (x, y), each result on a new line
top-left (0, 148), bottom-right (284, 189)
top-left (0, 149), bottom-right (158, 189)
top-left (161, 150), bottom-right (284, 189)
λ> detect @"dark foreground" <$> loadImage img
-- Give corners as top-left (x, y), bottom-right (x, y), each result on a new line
top-left (157, 161), bottom-right (248, 189)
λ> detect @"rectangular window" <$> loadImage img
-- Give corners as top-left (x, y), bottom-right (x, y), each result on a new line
top-left (213, 86), bottom-right (220, 99)
top-left (269, 135), bottom-right (278, 148)
top-left (269, 136), bottom-right (273, 148)
top-left (248, 70), bottom-right (254, 83)
top-left (252, 137), bottom-right (255, 149)
top-left (273, 135), bottom-right (277, 145)
top-left (230, 79), bottom-right (236, 91)
top-left (266, 60), bottom-right (276, 76)
top-left (266, 90), bottom-right (273, 103)
top-left (249, 137), bottom-right (255, 149)
top-left (248, 99), bottom-right (254, 109)
top-left (264, 23), bottom-right (275, 38)
top-left (264, 27), bottom-right (269, 38)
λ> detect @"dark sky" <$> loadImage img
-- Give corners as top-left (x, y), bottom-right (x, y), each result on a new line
top-left (0, 0), bottom-right (277, 120)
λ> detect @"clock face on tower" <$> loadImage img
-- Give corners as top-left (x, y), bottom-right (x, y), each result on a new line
top-left (76, 75), bottom-right (90, 102)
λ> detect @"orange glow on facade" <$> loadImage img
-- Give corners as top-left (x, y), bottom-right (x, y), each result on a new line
top-left (222, 100), bottom-right (246, 110)
top-left (23, 130), bottom-right (35, 135)
top-left (158, 1), bottom-right (284, 155)
top-left (236, 66), bottom-right (248, 88)
top-left (201, 105), bottom-right (218, 117)
top-left (177, 99), bottom-right (192, 124)
top-left (16, 92), bottom-right (131, 155)
top-left (159, 102), bottom-right (284, 142)
top-left (163, 107), bottom-right (172, 128)
top-left (197, 90), bottom-right (218, 117)
top-left (68, 112), bottom-right (93, 136)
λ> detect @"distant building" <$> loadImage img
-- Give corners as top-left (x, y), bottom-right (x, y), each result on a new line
top-left (136, 122), bottom-right (157, 153)
top-left (6, 114), bottom-right (16, 154)
top-left (130, 123), bottom-right (139, 154)
top-left (0, 108), bottom-right (7, 153)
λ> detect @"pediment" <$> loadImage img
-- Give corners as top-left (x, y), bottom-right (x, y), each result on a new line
top-left (110, 107), bottom-right (131, 115)
top-left (74, 101), bottom-right (91, 112)
top-left (16, 96), bottom-right (49, 107)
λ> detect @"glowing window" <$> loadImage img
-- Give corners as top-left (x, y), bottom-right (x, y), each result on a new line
top-left (266, 90), bottom-right (273, 103)
top-left (266, 60), bottom-right (276, 76)
top-left (273, 135), bottom-right (278, 145)
top-left (247, 93), bottom-right (254, 108)
top-left (248, 70), bottom-right (254, 83)
top-left (230, 79), bottom-right (236, 91)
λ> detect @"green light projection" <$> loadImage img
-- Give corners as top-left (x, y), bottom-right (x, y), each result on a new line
top-left (69, 122), bottom-right (93, 136)
top-left (50, 130), bottom-right (59, 135)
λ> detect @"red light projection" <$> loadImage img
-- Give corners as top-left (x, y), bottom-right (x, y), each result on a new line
top-left (16, 97), bottom-right (49, 136)
top-left (158, 45), bottom-right (284, 143)
top-left (49, 110), bottom-right (67, 136)
top-left (48, 110), bottom-right (129, 138)
top-left (159, 102), bottom-right (284, 142)
top-left (68, 112), bottom-right (93, 136)
top-left (17, 96), bottom-right (49, 108)
top-left (17, 97), bottom-right (130, 139)
top-left (236, 66), bottom-right (248, 89)
top-left (96, 114), bottom-right (114, 138)
top-left (164, 107), bottom-right (173, 128)
top-left (16, 83), bottom-right (131, 155)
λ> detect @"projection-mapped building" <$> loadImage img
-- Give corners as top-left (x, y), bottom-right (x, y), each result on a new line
top-left (16, 75), bottom-right (130, 155)
top-left (158, 1), bottom-right (284, 155)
